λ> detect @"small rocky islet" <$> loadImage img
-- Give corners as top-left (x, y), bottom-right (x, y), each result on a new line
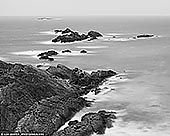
top-left (0, 60), bottom-right (117, 135)
top-left (52, 28), bottom-right (103, 43)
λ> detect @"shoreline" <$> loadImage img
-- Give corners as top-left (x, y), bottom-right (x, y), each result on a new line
top-left (0, 60), bottom-right (118, 135)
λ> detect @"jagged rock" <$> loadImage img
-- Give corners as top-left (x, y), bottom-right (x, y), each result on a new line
top-left (51, 28), bottom-right (103, 43)
top-left (68, 120), bottom-right (79, 126)
top-left (0, 60), bottom-right (117, 134)
top-left (15, 95), bottom-right (91, 135)
top-left (88, 30), bottom-right (103, 38)
top-left (62, 28), bottom-right (74, 34)
top-left (47, 64), bottom-right (117, 89)
top-left (62, 49), bottom-right (72, 53)
top-left (80, 49), bottom-right (87, 53)
top-left (46, 64), bottom-right (73, 79)
top-left (0, 60), bottom-right (81, 132)
top-left (53, 110), bottom-right (116, 136)
top-left (54, 29), bottom-right (62, 33)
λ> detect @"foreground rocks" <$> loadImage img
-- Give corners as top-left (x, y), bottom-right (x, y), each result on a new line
top-left (0, 60), bottom-right (117, 135)
top-left (52, 28), bottom-right (103, 43)
top-left (53, 110), bottom-right (117, 136)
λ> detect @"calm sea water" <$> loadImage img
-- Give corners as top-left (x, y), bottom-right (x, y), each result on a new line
top-left (1, 16), bottom-right (170, 135)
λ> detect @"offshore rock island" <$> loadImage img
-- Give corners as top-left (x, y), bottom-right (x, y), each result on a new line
top-left (0, 60), bottom-right (117, 135)
top-left (52, 28), bottom-right (103, 43)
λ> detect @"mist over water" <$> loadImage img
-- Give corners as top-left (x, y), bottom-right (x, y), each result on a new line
top-left (0, 16), bottom-right (170, 135)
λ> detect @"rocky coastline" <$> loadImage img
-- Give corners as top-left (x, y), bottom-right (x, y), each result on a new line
top-left (0, 60), bottom-right (117, 135)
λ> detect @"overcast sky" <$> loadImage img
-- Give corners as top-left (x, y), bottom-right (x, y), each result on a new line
top-left (0, 0), bottom-right (170, 16)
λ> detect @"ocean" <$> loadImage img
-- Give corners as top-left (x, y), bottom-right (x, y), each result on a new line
top-left (1, 16), bottom-right (170, 135)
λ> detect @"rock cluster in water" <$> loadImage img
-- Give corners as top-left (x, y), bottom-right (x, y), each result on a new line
top-left (52, 28), bottom-right (103, 43)
top-left (37, 49), bottom-right (88, 61)
top-left (37, 50), bottom-right (58, 61)
top-left (0, 60), bottom-right (117, 135)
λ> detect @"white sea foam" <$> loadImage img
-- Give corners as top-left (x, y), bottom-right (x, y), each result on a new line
top-left (77, 46), bottom-right (108, 49)
top-left (0, 56), bottom-right (7, 61)
top-left (11, 49), bottom-right (93, 60)
top-left (38, 31), bottom-right (56, 35)
top-left (84, 73), bottom-right (130, 102)
top-left (39, 39), bottom-right (88, 45)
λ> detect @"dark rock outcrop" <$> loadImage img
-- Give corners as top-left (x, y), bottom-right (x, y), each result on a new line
top-left (80, 49), bottom-right (87, 53)
top-left (62, 49), bottom-right (72, 53)
top-left (37, 50), bottom-right (58, 57)
top-left (47, 64), bottom-right (73, 79)
top-left (47, 64), bottom-right (117, 89)
top-left (39, 55), bottom-right (54, 61)
top-left (0, 60), bottom-right (78, 132)
top-left (54, 29), bottom-right (62, 33)
top-left (0, 60), bottom-right (117, 135)
top-left (88, 30), bottom-right (103, 38)
top-left (51, 28), bottom-right (103, 43)
top-left (134, 34), bottom-right (155, 39)
top-left (53, 110), bottom-right (117, 136)
top-left (15, 95), bottom-right (91, 135)
top-left (37, 50), bottom-right (58, 61)
top-left (62, 28), bottom-right (74, 34)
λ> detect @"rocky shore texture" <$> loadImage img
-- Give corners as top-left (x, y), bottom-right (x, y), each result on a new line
top-left (0, 60), bottom-right (117, 135)
top-left (52, 28), bottom-right (103, 43)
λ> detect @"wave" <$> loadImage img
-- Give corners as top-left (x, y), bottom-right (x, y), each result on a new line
top-left (84, 72), bottom-right (130, 102)
top-left (38, 31), bottom-right (56, 35)
top-left (39, 39), bottom-right (88, 45)
top-left (0, 56), bottom-right (8, 61)
top-left (77, 46), bottom-right (108, 49)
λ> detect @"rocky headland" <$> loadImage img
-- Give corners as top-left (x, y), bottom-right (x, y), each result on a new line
top-left (0, 60), bottom-right (117, 135)
top-left (52, 28), bottom-right (103, 43)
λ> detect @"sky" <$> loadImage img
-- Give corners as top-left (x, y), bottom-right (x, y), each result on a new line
top-left (0, 0), bottom-right (170, 16)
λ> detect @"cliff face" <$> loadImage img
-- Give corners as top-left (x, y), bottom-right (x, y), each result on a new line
top-left (0, 60), bottom-right (117, 135)
top-left (0, 60), bottom-right (77, 132)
